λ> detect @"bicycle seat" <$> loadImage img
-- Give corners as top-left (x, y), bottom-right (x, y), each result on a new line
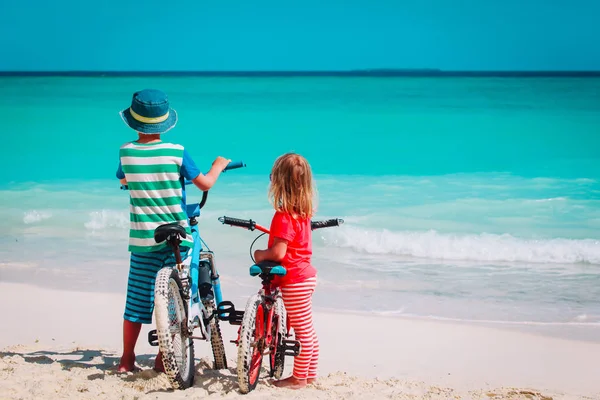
top-left (154, 222), bottom-right (187, 243)
top-left (249, 261), bottom-right (287, 277)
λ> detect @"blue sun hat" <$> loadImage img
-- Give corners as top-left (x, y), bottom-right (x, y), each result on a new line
top-left (120, 89), bottom-right (178, 134)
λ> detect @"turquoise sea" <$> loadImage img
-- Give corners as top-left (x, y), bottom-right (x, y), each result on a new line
top-left (1, 76), bottom-right (599, 341)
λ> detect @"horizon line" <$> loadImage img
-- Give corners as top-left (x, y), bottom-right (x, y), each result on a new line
top-left (1, 69), bottom-right (600, 77)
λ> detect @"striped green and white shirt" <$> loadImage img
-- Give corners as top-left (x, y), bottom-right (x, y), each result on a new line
top-left (118, 141), bottom-right (197, 253)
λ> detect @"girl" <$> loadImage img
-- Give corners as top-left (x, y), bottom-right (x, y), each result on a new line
top-left (253, 152), bottom-right (318, 390)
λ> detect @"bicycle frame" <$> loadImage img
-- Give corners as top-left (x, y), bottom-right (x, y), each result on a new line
top-left (182, 201), bottom-right (225, 310)
top-left (244, 266), bottom-right (295, 356)
top-left (183, 203), bottom-right (222, 340)
top-left (216, 219), bottom-right (275, 329)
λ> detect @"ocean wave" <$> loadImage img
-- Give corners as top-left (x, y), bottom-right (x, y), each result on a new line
top-left (324, 226), bottom-right (600, 265)
top-left (528, 197), bottom-right (568, 202)
top-left (84, 209), bottom-right (129, 231)
top-left (23, 210), bottom-right (52, 224)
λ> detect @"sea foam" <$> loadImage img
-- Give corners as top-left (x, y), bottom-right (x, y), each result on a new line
top-left (324, 225), bottom-right (600, 265)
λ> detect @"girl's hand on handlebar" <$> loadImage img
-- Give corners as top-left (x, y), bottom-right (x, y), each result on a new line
top-left (253, 249), bottom-right (266, 263)
top-left (253, 239), bottom-right (287, 264)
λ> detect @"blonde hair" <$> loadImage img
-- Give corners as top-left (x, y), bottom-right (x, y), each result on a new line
top-left (268, 153), bottom-right (316, 219)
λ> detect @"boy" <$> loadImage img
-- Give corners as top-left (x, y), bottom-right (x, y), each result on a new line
top-left (115, 89), bottom-right (230, 372)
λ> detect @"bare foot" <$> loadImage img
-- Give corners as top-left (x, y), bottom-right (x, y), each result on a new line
top-left (154, 352), bottom-right (165, 373)
top-left (307, 378), bottom-right (317, 385)
top-left (117, 352), bottom-right (136, 373)
top-left (273, 376), bottom-right (307, 389)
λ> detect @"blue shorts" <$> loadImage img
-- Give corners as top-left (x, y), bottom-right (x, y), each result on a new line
top-left (124, 247), bottom-right (189, 324)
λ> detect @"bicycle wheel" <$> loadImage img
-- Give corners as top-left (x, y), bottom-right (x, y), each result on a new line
top-left (202, 299), bottom-right (228, 370)
top-left (154, 267), bottom-right (195, 389)
top-left (269, 295), bottom-right (286, 379)
top-left (237, 294), bottom-right (265, 394)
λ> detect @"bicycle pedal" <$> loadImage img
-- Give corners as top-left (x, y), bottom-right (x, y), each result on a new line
top-left (216, 300), bottom-right (235, 321)
top-left (230, 310), bottom-right (245, 325)
top-left (148, 329), bottom-right (159, 346)
top-left (282, 339), bottom-right (300, 357)
top-left (216, 301), bottom-right (245, 325)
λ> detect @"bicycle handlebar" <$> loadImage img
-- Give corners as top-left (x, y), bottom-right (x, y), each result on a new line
top-left (218, 215), bottom-right (344, 233)
top-left (310, 218), bottom-right (345, 230)
top-left (219, 215), bottom-right (344, 265)
top-left (223, 160), bottom-right (246, 170)
top-left (218, 216), bottom-right (257, 230)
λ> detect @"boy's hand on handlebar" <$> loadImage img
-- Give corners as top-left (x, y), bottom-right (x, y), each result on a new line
top-left (191, 156), bottom-right (232, 191)
top-left (213, 156), bottom-right (232, 172)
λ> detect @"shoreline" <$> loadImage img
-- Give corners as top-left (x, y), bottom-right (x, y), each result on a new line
top-left (314, 306), bottom-right (600, 345)
top-left (1, 281), bottom-right (599, 399)
top-left (2, 277), bottom-right (599, 345)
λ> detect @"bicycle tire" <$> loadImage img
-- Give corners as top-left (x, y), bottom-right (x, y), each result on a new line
top-left (203, 300), bottom-right (228, 370)
top-left (237, 294), bottom-right (264, 394)
top-left (269, 295), bottom-right (286, 379)
top-left (154, 267), bottom-right (195, 390)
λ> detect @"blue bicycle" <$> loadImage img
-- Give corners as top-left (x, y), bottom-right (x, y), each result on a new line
top-left (120, 160), bottom-right (245, 389)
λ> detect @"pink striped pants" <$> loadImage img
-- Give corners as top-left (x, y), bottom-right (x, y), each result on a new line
top-left (280, 276), bottom-right (319, 380)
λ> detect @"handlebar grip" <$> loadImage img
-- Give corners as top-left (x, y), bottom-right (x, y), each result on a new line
top-left (311, 218), bottom-right (344, 230)
top-left (224, 160), bottom-right (246, 171)
top-left (218, 216), bottom-right (256, 230)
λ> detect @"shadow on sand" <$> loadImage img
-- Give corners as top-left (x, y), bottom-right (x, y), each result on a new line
top-left (0, 348), bottom-right (247, 394)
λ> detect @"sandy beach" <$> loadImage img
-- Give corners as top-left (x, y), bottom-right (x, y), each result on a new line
top-left (0, 281), bottom-right (598, 400)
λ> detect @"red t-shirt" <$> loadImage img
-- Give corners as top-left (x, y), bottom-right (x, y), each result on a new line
top-left (267, 211), bottom-right (316, 287)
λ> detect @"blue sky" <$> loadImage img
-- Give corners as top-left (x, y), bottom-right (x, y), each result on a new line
top-left (1, 0), bottom-right (598, 71)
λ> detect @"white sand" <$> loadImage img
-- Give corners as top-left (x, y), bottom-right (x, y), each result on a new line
top-left (0, 282), bottom-right (598, 400)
